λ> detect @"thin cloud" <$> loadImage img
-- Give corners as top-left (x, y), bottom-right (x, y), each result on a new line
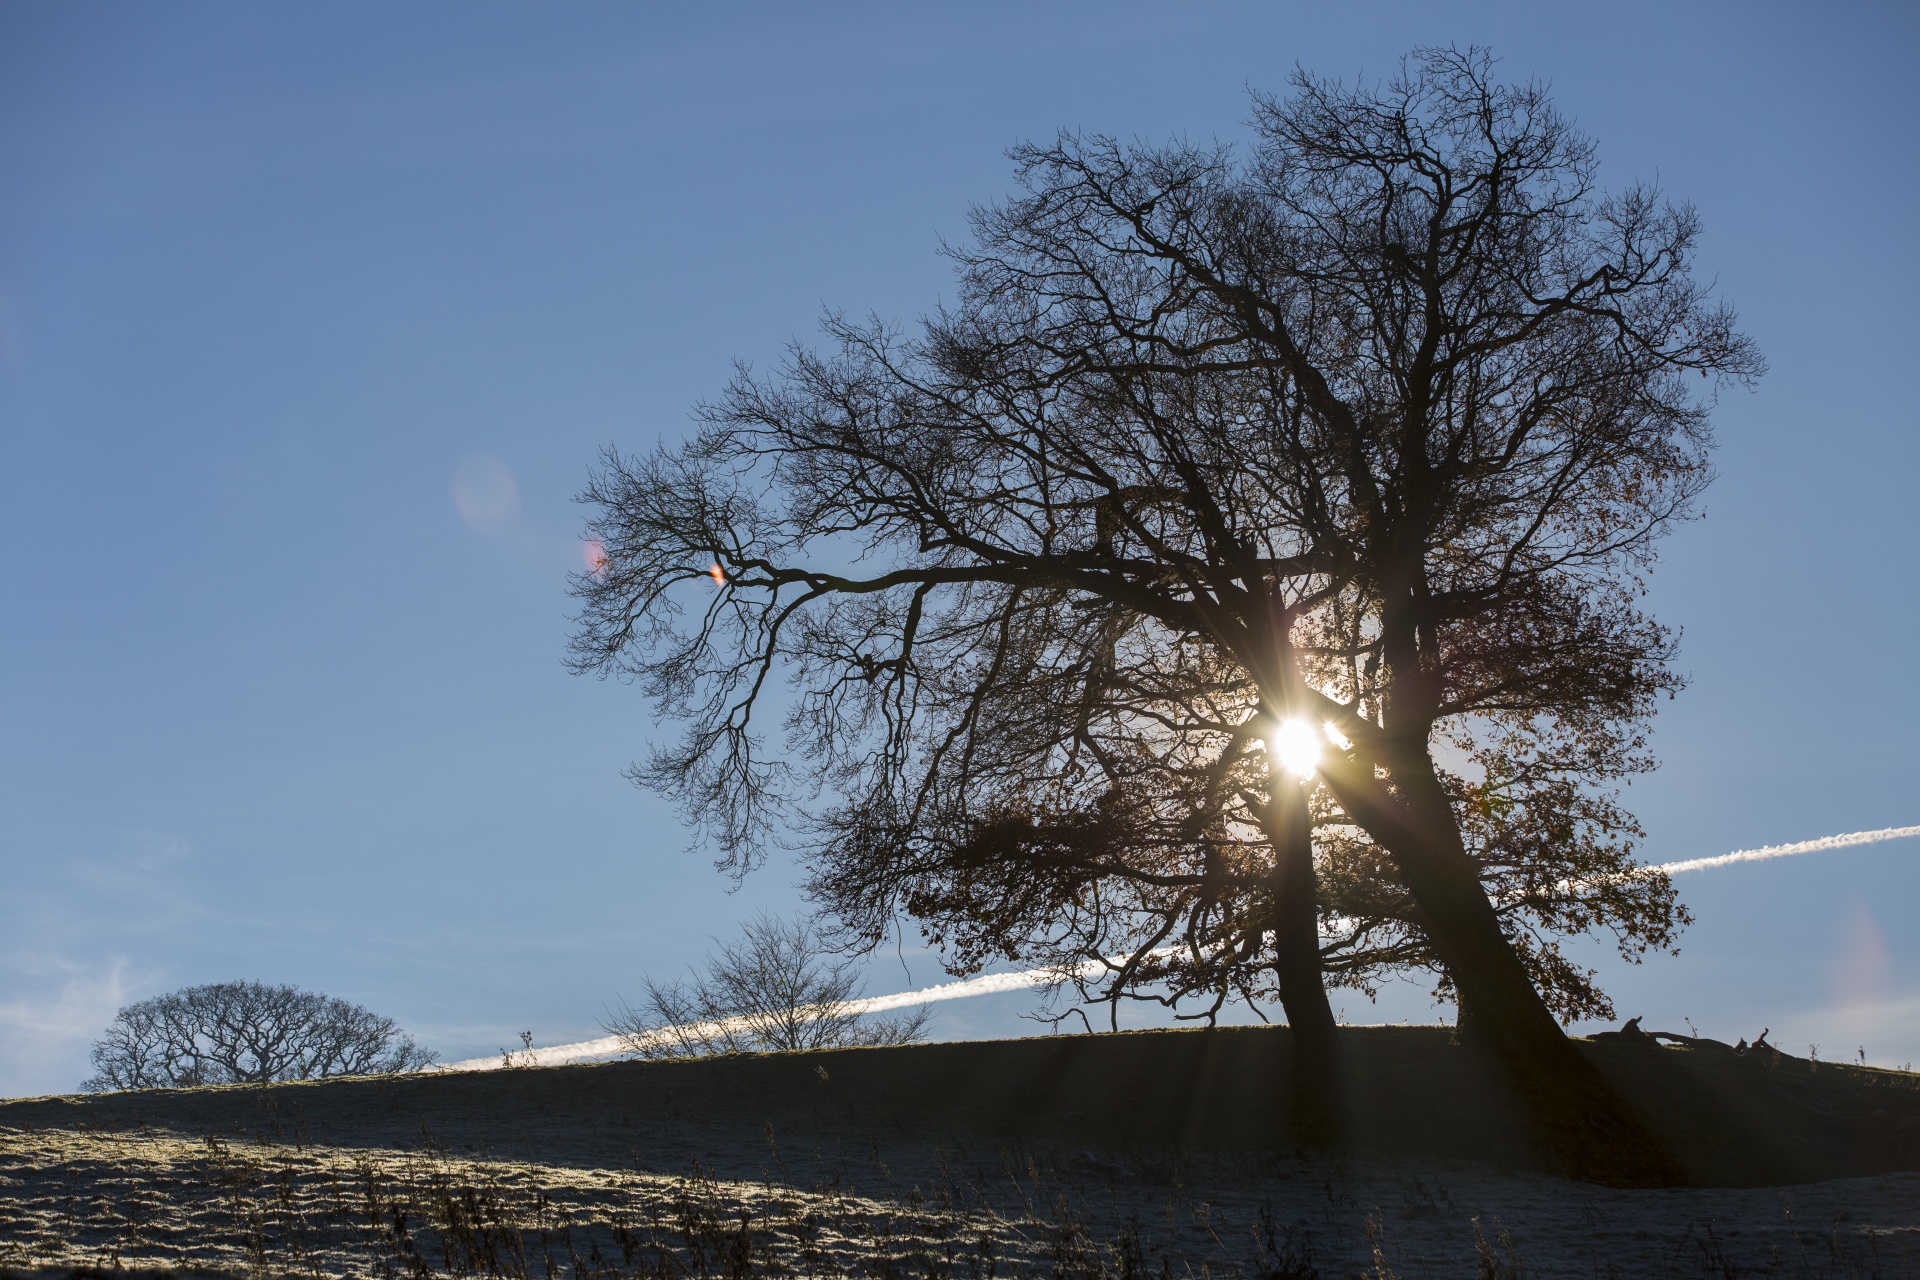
top-left (0, 956), bottom-right (140, 1097)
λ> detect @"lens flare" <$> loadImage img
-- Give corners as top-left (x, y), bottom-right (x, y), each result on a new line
top-left (1267, 718), bottom-right (1323, 778)
top-left (449, 454), bottom-right (520, 530)
top-left (708, 563), bottom-right (726, 585)
top-left (1832, 898), bottom-right (1891, 1025)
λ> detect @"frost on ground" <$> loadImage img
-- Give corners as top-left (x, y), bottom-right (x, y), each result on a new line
top-left (0, 1123), bottom-right (1912, 1279)
top-left (4, 1030), bottom-right (1915, 1277)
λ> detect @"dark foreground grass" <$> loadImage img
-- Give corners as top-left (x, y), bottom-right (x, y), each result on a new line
top-left (0, 1122), bottom-right (1907, 1279)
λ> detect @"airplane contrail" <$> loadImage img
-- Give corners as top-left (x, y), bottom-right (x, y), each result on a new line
top-left (1650, 824), bottom-right (1920, 876)
top-left (438, 957), bottom-right (1116, 1071)
top-left (438, 823), bottom-right (1916, 1072)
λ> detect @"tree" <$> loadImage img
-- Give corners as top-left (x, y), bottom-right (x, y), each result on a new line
top-left (570, 48), bottom-right (1758, 1181)
top-left (1313, 720), bottom-right (1691, 1029)
top-left (604, 914), bottom-right (931, 1058)
top-left (84, 981), bottom-right (435, 1091)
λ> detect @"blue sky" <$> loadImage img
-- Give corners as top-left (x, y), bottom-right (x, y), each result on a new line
top-left (2, 2), bottom-right (1915, 1096)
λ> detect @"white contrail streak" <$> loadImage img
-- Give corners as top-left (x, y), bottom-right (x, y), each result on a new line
top-left (845, 962), bottom-right (1098, 1012)
top-left (437, 956), bottom-right (1120, 1072)
top-left (1650, 824), bottom-right (1920, 876)
top-left (437, 824), bottom-right (1915, 1073)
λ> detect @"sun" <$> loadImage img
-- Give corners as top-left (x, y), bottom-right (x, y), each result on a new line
top-left (1267, 718), bottom-right (1324, 779)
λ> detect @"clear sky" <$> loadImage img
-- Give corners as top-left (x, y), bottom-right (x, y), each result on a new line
top-left (2, 2), bottom-right (1916, 1097)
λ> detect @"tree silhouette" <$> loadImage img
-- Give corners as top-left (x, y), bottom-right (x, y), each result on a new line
top-left (571, 48), bottom-right (1759, 1181)
top-left (85, 981), bottom-right (434, 1090)
top-left (604, 914), bottom-right (930, 1058)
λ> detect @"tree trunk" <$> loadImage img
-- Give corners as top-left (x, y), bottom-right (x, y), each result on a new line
top-left (1261, 780), bottom-right (1347, 1150)
top-left (1386, 763), bottom-right (1685, 1186)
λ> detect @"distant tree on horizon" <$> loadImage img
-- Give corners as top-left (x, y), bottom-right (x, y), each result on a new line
top-left (84, 980), bottom-right (435, 1091)
top-left (603, 914), bottom-right (930, 1058)
top-left (570, 47), bottom-right (1760, 1183)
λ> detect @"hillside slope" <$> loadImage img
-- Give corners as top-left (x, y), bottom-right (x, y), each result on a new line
top-left (6, 1025), bottom-right (1916, 1187)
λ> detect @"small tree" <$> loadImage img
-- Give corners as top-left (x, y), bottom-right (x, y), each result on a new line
top-left (84, 981), bottom-right (435, 1091)
top-left (605, 915), bottom-right (931, 1058)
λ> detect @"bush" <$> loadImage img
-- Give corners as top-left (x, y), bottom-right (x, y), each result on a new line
top-left (605, 914), bottom-right (931, 1059)
top-left (84, 980), bottom-right (435, 1090)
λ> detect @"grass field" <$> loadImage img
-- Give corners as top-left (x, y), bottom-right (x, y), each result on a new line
top-left (2, 1025), bottom-right (1916, 1278)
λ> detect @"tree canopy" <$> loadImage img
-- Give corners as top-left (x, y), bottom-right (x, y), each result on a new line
top-left (604, 914), bottom-right (931, 1058)
top-left (572, 47), bottom-right (1759, 1182)
top-left (85, 981), bottom-right (435, 1091)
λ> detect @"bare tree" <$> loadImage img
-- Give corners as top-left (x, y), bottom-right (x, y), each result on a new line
top-left (571, 48), bottom-right (1757, 1180)
top-left (605, 915), bottom-right (931, 1059)
top-left (83, 981), bottom-right (435, 1091)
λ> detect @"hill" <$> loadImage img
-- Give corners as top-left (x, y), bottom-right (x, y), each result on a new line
top-left (9, 1025), bottom-right (1917, 1185)
top-left (2, 1026), bottom-right (1917, 1277)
